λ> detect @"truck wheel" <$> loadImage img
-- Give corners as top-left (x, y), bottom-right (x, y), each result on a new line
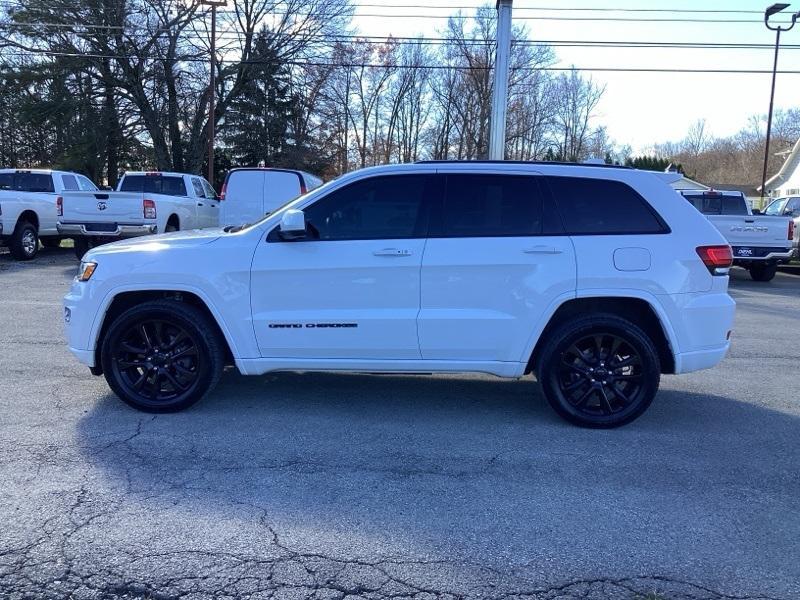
top-left (9, 220), bottom-right (39, 260)
top-left (536, 314), bottom-right (661, 428)
top-left (100, 300), bottom-right (224, 413)
top-left (41, 237), bottom-right (62, 249)
top-left (73, 238), bottom-right (91, 260)
top-left (749, 264), bottom-right (777, 282)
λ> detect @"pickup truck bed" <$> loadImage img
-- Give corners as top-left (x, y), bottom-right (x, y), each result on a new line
top-left (58, 171), bottom-right (219, 258)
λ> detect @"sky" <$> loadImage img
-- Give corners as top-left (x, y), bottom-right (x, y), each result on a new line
top-left (350, 0), bottom-right (800, 153)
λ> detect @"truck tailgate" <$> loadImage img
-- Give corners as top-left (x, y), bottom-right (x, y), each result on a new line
top-left (61, 191), bottom-right (145, 225)
top-left (707, 215), bottom-right (792, 249)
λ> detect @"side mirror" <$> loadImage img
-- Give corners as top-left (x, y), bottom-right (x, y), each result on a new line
top-left (278, 209), bottom-right (307, 240)
top-left (100, 185), bottom-right (114, 191)
top-left (752, 208), bottom-right (762, 215)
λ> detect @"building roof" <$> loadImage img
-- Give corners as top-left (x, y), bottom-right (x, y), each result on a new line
top-left (761, 136), bottom-right (800, 191)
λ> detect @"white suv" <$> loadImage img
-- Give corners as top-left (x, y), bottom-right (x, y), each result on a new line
top-left (63, 162), bottom-right (735, 428)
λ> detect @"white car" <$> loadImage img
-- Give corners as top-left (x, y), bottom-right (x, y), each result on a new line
top-left (0, 168), bottom-right (98, 260)
top-left (58, 171), bottom-right (219, 258)
top-left (219, 167), bottom-right (322, 227)
top-left (63, 162), bottom-right (736, 428)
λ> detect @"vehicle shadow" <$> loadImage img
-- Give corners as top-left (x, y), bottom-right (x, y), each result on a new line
top-left (71, 370), bottom-right (800, 594)
top-left (76, 369), bottom-right (800, 505)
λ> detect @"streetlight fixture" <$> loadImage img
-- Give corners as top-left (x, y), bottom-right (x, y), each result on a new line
top-left (201, 0), bottom-right (227, 185)
top-left (759, 3), bottom-right (799, 203)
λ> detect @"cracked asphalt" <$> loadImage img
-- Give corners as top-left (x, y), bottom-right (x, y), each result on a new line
top-left (1, 247), bottom-right (799, 600)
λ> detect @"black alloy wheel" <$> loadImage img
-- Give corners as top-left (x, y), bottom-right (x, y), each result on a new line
top-left (101, 300), bottom-right (224, 412)
top-left (538, 314), bottom-right (660, 428)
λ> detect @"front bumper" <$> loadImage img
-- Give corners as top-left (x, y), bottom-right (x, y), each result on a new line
top-left (58, 222), bottom-right (157, 238)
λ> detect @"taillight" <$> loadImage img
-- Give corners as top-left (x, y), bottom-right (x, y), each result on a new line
top-left (697, 245), bottom-right (733, 274)
top-left (219, 182), bottom-right (226, 201)
top-left (143, 198), bottom-right (156, 219)
top-left (56, 196), bottom-right (63, 216)
top-left (789, 219), bottom-right (795, 241)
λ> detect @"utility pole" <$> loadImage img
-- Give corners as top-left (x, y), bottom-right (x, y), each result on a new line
top-left (488, 0), bottom-right (512, 160)
top-left (760, 3), bottom-right (799, 203)
top-left (202, 0), bottom-right (226, 185)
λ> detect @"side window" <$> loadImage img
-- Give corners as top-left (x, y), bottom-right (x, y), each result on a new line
top-left (438, 174), bottom-right (543, 237)
top-left (77, 175), bottom-right (97, 191)
top-left (785, 198), bottom-right (800, 214)
top-left (546, 176), bottom-right (667, 235)
top-left (201, 179), bottom-right (217, 200)
top-left (16, 173), bottom-right (55, 193)
top-left (191, 178), bottom-right (205, 198)
top-left (161, 176), bottom-right (187, 197)
top-left (61, 174), bottom-right (79, 191)
top-left (302, 175), bottom-right (431, 241)
top-left (0, 173), bottom-right (14, 190)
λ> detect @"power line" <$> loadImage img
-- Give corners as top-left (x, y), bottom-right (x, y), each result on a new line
top-left (5, 49), bottom-right (800, 75)
top-left (2, 23), bottom-right (800, 51)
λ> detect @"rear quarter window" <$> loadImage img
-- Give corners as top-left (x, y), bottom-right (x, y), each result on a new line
top-left (62, 174), bottom-right (79, 191)
top-left (546, 176), bottom-right (668, 235)
top-left (16, 173), bottom-right (55, 193)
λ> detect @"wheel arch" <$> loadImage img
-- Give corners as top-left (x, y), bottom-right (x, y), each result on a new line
top-left (91, 288), bottom-right (237, 374)
top-left (17, 210), bottom-right (39, 230)
top-left (525, 294), bottom-right (677, 376)
top-left (166, 214), bottom-right (180, 229)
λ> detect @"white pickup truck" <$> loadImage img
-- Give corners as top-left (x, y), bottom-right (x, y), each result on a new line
top-left (0, 168), bottom-right (99, 260)
top-left (58, 171), bottom-right (219, 258)
top-left (680, 190), bottom-right (794, 281)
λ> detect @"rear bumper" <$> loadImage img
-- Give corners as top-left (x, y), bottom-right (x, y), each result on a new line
top-left (57, 222), bottom-right (157, 237)
top-left (731, 246), bottom-right (794, 264)
top-left (674, 344), bottom-right (730, 374)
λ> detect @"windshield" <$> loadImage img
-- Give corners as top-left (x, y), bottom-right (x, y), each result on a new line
top-left (764, 198), bottom-right (788, 216)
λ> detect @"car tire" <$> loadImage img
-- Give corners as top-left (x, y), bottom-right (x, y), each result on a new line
top-left (536, 314), bottom-right (661, 428)
top-left (748, 264), bottom-right (777, 282)
top-left (165, 220), bottom-right (178, 233)
top-left (100, 300), bottom-right (225, 413)
top-left (40, 237), bottom-right (62, 249)
top-left (9, 220), bottom-right (39, 260)
top-left (73, 238), bottom-right (91, 260)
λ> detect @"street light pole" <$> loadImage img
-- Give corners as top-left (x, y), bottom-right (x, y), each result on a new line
top-left (760, 3), bottom-right (799, 204)
top-left (489, 0), bottom-right (513, 160)
top-left (202, 0), bottom-right (226, 185)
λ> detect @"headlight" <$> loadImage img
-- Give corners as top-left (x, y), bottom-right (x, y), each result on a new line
top-left (77, 261), bottom-right (97, 282)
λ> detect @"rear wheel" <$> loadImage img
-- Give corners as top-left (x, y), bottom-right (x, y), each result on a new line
top-left (73, 238), bottom-right (91, 260)
top-left (537, 314), bottom-right (661, 428)
top-left (165, 218), bottom-right (179, 233)
top-left (748, 263), bottom-right (777, 282)
top-left (101, 300), bottom-right (224, 412)
top-left (9, 220), bottom-right (39, 260)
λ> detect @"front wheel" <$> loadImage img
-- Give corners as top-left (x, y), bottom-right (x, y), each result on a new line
top-left (101, 300), bottom-right (225, 412)
top-left (537, 314), bottom-right (661, 428)
top-left (748, 263), bottom-right (777, 282)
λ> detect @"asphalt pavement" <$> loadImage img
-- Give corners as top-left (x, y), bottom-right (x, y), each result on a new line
top-left (0, 246), bottom-right (798, 600)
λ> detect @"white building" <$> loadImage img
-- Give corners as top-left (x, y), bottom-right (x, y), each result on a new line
top-left (763, 137), bottom-right (800, 198)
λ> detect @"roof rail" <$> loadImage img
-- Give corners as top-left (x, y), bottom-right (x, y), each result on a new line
top-left (415, 159), bottom-right (632, 170)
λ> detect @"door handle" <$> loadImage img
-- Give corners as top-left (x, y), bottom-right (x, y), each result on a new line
top-left (197, 202), bottom-right (204, 207)
top-left (373, 248), bottom-right (413, 256)
top-left (523, 245), bottom-right (562, 254)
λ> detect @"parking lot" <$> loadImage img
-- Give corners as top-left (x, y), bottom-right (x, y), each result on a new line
top-left (0, 247), bottom-right (798, 600)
